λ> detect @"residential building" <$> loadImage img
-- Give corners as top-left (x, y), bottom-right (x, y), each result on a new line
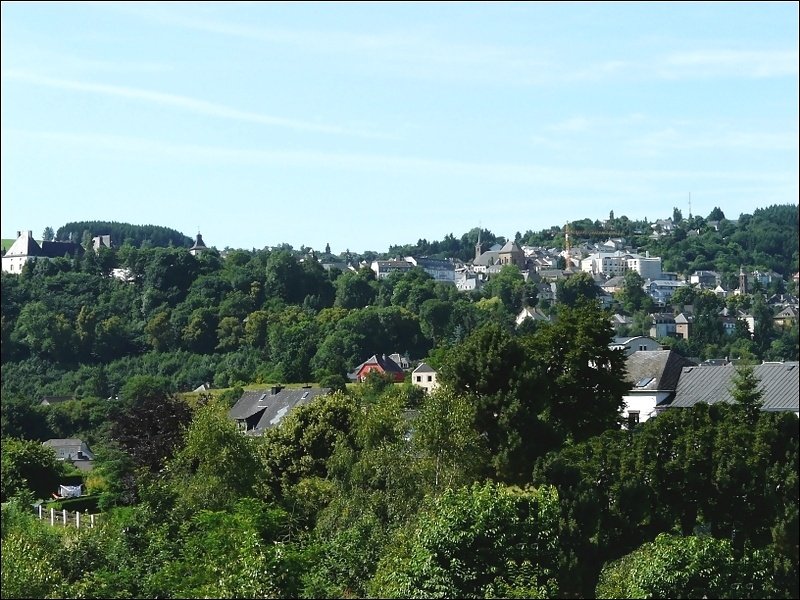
top-left (664, 362), bottom-right (799, 416)
top-left (411, 362), bottom-right (439, 393)
top-left (371, 259), bottom-right (414, 279)
top-left (515, 306), bottom-right (551, 327)
top-left (645, 279), bottom-right (687, 305)
top-left (350, 354), bottom-right (405, 382)
top-left (774, 306), bottom-right (799, 329)
top-left (2, 230), bottom-right (84, 274)
top-left (674, 312), bottom-right (694, 339)
top-left (690, 270), bottom-right (720, 288)
top-left (627, 254), bottom-right (662, 280)
top-left (229, 386), bottom-right (331, 435)
top-left (92, 235), bottom-right (112, 251)
top-left (621, 350), bottom-right (696, 426)
top-left (610, 336), bottom-right (662, 356)
top-left (42, 439), bottom-right (95, 471)
top-left (650, 313), bottom-right (677, 339)
top-left (405, 256), bottom-right (456, 284)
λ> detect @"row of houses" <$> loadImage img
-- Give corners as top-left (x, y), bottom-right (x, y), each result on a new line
top-left (225, 350), bottom-right (798, 437)
top-left (621, 351), bottom-right (799, 426)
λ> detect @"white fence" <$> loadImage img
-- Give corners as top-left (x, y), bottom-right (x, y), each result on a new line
top-left (35, 505), bottom-right (100, 529)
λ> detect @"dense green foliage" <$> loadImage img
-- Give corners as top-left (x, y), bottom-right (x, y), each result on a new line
top-left (55, 221), bottom-right (193, 249)
top-left (2, 208), bottom-right (797, 598)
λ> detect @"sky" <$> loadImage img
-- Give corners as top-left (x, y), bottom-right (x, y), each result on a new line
top-left (2, 1), bottom-right (798, 254)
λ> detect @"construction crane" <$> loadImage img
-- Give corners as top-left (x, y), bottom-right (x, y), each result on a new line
top-left (563, 222), bottom-right (625, 268)
top-left (563, 222), bottom-right (624, 252)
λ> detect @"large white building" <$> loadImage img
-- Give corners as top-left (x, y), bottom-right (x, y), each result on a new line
top-left (2, 230), bottom-right (84, 274)
top-left (580, 250), bottom-right (662, 280)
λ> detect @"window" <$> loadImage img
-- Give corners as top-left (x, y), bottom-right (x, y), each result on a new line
top-left (627, 411), bottom-right (640, 428)
top-left (427, 375), bottom-right (433, 382)
top-left (416, 376), bottom-right (422, 382)
top-left (639, 344), bottom-right (647, 351)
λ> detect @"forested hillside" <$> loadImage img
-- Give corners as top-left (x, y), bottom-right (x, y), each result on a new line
top-left (1, 206), bottom-right (798, 599)
top-left (55, 221), bottom-right (193, 249)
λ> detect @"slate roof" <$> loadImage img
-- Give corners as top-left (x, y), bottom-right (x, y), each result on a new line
top-left (229, 387), bottom-right (332, 433)
top-left (39, 395), bottom-right (74, 406)
top-left (413, 362), bottom-right (436, 374)
top-left (353, 354), bottom-right (405, 375)
top-left (190, 233), bottom-right (208, 251)
top-left (40, 241), bottom-right (84, 258)
top-left (667, 362), bottom-right (799, 412)
top-left (499, 240), bottom-right (522, 253)
top-left (624, 350), bottom-right (696, 392)
top-left (252, 388), bottom-right (331, 431)
top-left (473, 251), bottom-right (500, 267)
top-left (5, 232), bottom-right (41, 257)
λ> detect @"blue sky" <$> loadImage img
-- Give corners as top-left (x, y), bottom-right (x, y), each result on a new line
top-left (2, 2), bottom-right (797, 253)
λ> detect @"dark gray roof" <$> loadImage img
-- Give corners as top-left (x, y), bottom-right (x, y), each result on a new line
top-left (40, 241), bottom-right (84, 258)
top-left (229, 390), bottom-right (278, 420)
top-left (668, 362), bottom-right (799, 412)
top-left (190, 233), bottom-right (207, 250)
top-left (39, 395), bottom-right (74, 405)
top-left (413, 362), bottom-right (436, 373)
top-left (43, 438), bottom-right (86, 448)
top-left (473, 251), bottom-right (500, 266)
top-left (229, 387), bottom-right (332, 432)
top-left (625, 350), bottom-right (696, 392)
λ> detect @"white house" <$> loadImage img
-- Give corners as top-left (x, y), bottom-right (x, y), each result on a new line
top-left (2, 230), bottom-right (84, 274)
top-left (411, 362), bottom-right (439, 393)
top-left (621, 350), bottom-right (696, 427)
top-left (405, 256), bottom-right (456, 284)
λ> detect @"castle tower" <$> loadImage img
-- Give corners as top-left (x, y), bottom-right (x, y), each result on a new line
top-left (189, 232), bottom-right (208, 256)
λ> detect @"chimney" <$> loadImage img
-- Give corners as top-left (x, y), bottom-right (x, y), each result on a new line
top-left (16, 231), bottom-right (21, 238)
top-left (27, 231), bottom-right (33, 238)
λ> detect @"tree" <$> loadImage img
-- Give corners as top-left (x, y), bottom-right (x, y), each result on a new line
top-left (482, 264), bottom-right (537, 314)
top-left (110, 376), bottom-right (191, 473)
top-left (614, 271), bottom-right (652, 314)
top-left (412, 388), bottom-right (488, 491)
top-left (527, 301), bottom-right (628, 444)
top-left (557, 271), bottom-right (599, 307)
top-left (596, 533), bottom-right (774, 599)
top-left (673, 207), bottom-right (683, 224)
top-left (730, 362), bottom-right (763, 421)
top-left (42, 226), bottom-right (55, 242)
top-left (1, 438), bottom-right (64, 502)
top-left (167, 399), bottom-right (264, 511)
top-left (369, 482), bottom-right (560, 599)
top-left (334, 270), bottom-right (376, 309)
top-left (708, 206), bottom-right (726, 221)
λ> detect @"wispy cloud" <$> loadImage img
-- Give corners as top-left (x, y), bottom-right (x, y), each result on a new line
top-left (2, 70), bottom-right (394, 139)
top-left (17, 129), bottom-right (794, 193)
top-left (660, 49), bottom-right (799, 78)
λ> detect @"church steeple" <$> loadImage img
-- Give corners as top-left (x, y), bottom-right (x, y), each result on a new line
top-left (189, 231), bottom-right (208, 256)
top-left (475, 228), bottom-right (482, 262)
